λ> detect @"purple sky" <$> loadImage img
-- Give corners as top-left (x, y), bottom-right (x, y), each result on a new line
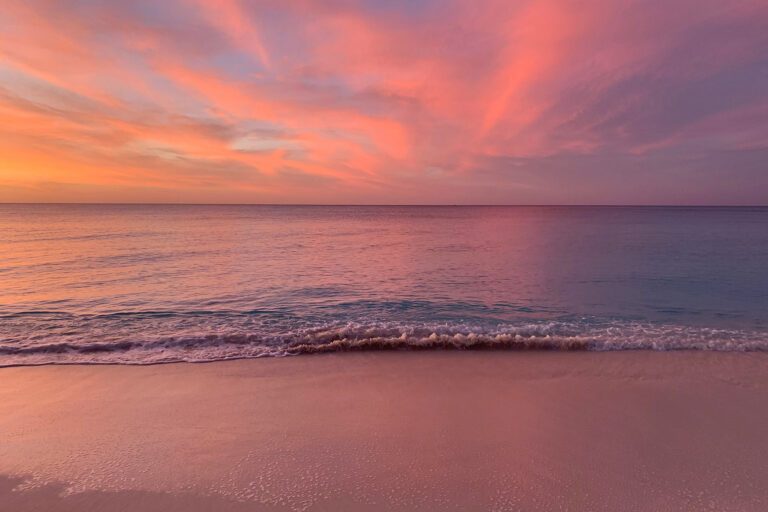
top-left (1, 0), bottom-right (767, 204)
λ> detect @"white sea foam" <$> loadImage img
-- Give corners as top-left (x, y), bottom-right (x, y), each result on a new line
top-left (1, 320), bottom-right (767, 367)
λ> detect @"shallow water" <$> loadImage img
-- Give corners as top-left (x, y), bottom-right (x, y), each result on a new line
top-left (1, 205), bottom-right (767, 364)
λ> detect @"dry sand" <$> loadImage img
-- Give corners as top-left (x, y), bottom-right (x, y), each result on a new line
top-left (1, 351), bottom-right (767, 511)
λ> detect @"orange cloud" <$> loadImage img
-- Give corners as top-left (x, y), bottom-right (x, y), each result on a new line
top-left (1, 0), bottom-right (767, 204)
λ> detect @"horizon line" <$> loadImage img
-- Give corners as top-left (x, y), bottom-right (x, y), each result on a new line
top-left (1, 203), bottom-right (767, 208)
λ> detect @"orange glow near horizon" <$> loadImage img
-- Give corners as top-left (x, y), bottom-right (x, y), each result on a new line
top-left (1, 0), bottom-right (767, 204)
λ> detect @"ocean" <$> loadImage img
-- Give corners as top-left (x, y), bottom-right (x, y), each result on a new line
top-left (1, 204), bottom-right (767, 365)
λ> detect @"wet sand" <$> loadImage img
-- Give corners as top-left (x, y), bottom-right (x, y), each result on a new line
top-left (1, 351), bottom-right (767, 511)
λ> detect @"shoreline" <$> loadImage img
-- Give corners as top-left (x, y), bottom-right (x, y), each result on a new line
top-left (5, 341), bottom-right (768, 368)
top-left (2, 351), bottom-right (767, 511)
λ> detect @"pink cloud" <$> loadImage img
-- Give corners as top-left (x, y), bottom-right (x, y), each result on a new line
top-left (0, 0), bottom-right (766, 204)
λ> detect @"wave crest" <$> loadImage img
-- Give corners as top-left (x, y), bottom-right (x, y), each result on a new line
top-left (286, 331), bottom-right (589, 354)
top-left (1, 321), bottom-right (767, 367)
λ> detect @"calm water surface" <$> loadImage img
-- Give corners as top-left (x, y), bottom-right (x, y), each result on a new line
top-left (1, 205), bottom-right (767, 364)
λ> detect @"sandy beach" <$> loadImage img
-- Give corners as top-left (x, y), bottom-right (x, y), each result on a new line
top-left (1, 352), bottom-right (767, 511)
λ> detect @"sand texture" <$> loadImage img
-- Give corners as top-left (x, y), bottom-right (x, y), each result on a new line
top-left (1, 351), bottom-right (767, 511)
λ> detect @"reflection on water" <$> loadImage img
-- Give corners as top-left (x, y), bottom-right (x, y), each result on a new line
top-left (1, 205), bottom-right (767, 363)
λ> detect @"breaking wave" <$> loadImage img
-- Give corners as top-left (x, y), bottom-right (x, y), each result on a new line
top-left (2, 320), bottom-right (768, 367)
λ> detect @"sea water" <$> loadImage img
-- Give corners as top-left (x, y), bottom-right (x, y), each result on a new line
top-left (1, 205), bottom-right (767, 365)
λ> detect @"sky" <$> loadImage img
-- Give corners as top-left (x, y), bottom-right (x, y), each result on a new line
top-left (0, 0), bottom-right (767, 205)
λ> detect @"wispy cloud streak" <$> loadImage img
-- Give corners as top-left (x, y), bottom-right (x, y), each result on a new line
top-left (0, 0), bottom-right (766, 203)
